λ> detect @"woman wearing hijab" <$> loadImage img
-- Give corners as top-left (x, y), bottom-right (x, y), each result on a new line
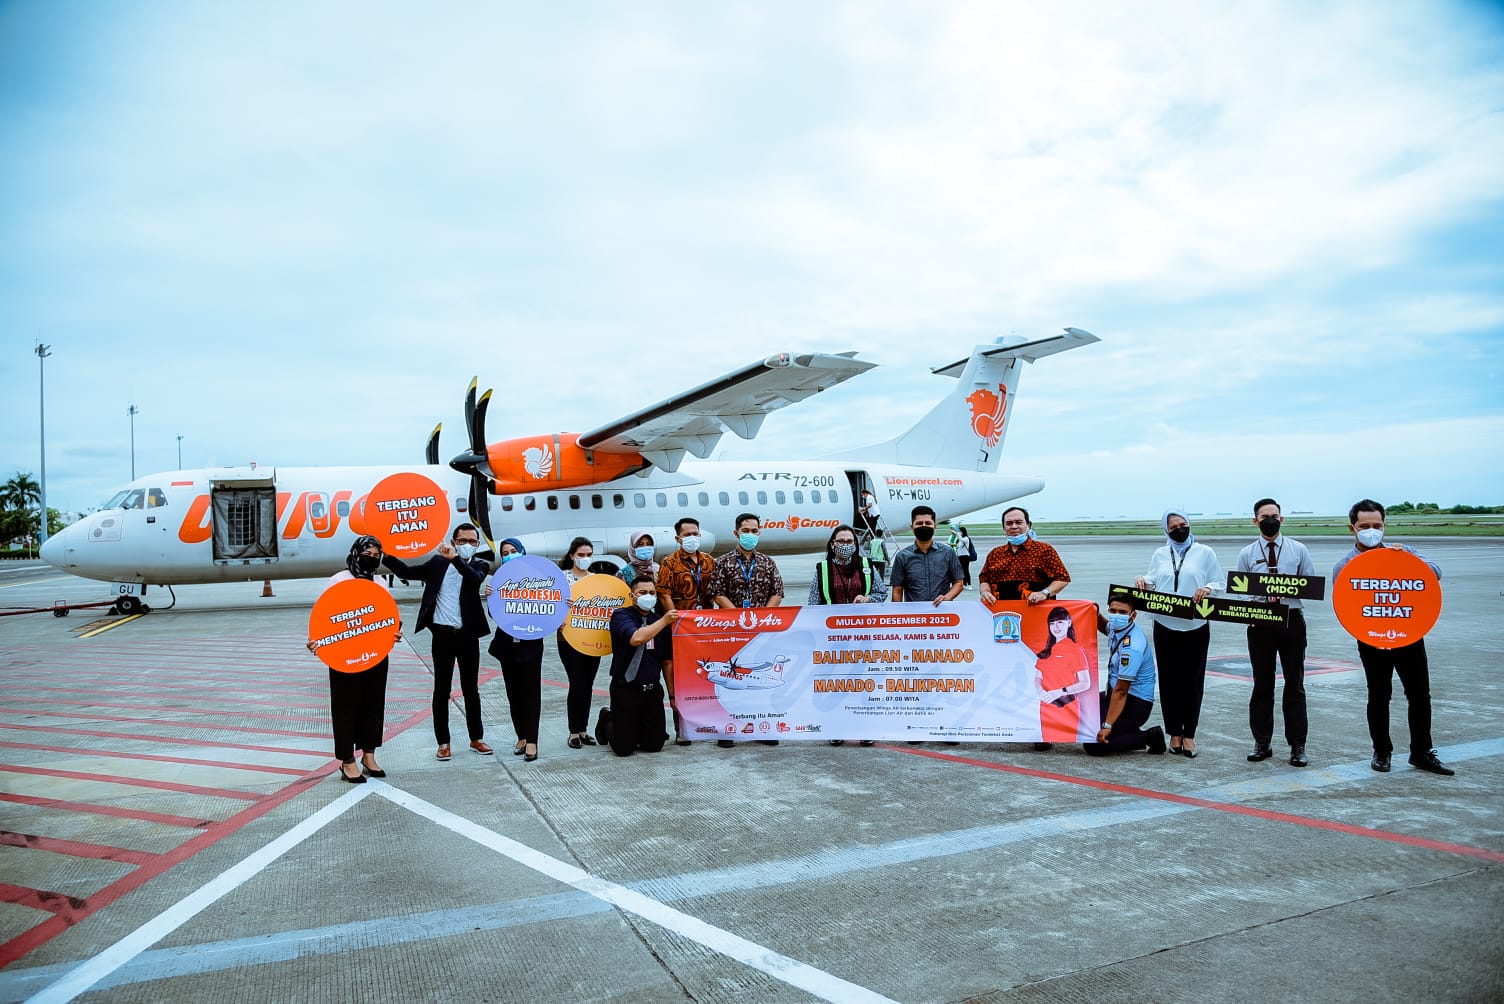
top-left (484, 537), bottom-right (544, 762)
top-left (1136, 509), bottom-right (1223, 756)
top-left (618, 529), bottom-right (659, 587)
top-left (558, 536), bottom-right (602, 748)
top-left (312, 535), bottom-right (401, 783)
top-left (1034, 606), bottom-right (1093, 742)
top-left (807, 524), bottom-right (888, 747)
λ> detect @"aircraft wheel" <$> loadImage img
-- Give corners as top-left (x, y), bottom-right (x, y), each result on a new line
top-left (115, 595), bottom-right (143, 615)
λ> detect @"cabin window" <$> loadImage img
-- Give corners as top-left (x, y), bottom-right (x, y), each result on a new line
top-left (523, 496), bottom-right (536, 511)
top-left (775, 491), bottom-right (786, 505)
top-left (336, 500), bottom-right (351, 517)
top-left (592, 494), bottom-right (603, 509)
top-left (613, 494), bottom-right (625, 509)
top-left (793, 491), bottom-right (804, 504)
top-left (738, 491), bottom-right (749, 505)
top-left (812, 490), bottom-right (822, 503)
top-left (656, 493), bottom-right (667, 507)
top-left (698, 492), bottom-right (709, 506)
top-left (500, 496), bottom-right (513, 512)
top-left (678, 492), bottom-right (690, 507)
top-left (756, 491), bottom-right (768, 505)
top-left (829, 489), bottom-right (840, 503)
top-left (633, 493), bottom-right (645, 508)
top-left (119, 489), bottom-right (146, 510)
top-left (102, 490), bottom-right (131, 509)
top-left (547, 495), bottom-right (559, 510)
top-left (719, 492), bottom-right (729, 506)
top-left (147, 488), bottom-right (168, 508)
top-left (569, 495), bottom-right (581, 510)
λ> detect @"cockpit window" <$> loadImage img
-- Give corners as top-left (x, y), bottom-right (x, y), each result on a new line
top-left (113, 489), bottom-right (147, 510)
top-left (147, 489), bottom-right (168, 508)
top-left (102, 490), bottom-right (131, 509)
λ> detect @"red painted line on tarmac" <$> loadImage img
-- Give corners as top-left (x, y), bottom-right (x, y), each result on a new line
top-left (892, 747), bottom-right (1504, 863)
top-left (0, 831), bottom-right (159, 865)
top-left (0, 668), bottom-right (436, 697)
top-left (0, 721), bottom-right (328, 758)
top-left (0, 694), bottom-right (331, 724)
top-left (0, 762), bottom-right (265, 801)
top-left (0, 684), bottom-right (330, 712)
top-left (0, 883), bottom-right (86, 922)
top-left (1206, 667), bottom-right (1354, 681)
top-left (0, 705), bottom-right (328, 738)
top-left (541, 676), bottom-right (610, 697)
top-left (0, 740), bottom-right (310, 776)
top-left (0, 792), bottom-right (211, 829)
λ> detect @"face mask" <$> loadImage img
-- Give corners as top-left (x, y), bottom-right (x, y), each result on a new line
top-left (832, 542), bottom-right (856, 561)
top-left (1356, 528), bottom-right (1384, 548)
top-left (913, 526), bottom-right (934, 543)
top-left (1167, 526), bottom-right (1190, 543)
top-left (739, 533), bottom-right (759, 551)
top-left (356, 553), bottom-right (381, 574)
top-left (501, 552), bottom-right (519, 563)
top-left (456, 544), bottom-right (478, 560)
top-left (635, 593), bottom-right (657, 611)
top-left (574, 555), bottom-right (591, 569)
top-left (633, 545), bottom-right (654, 562)
top-left (1258, 516), bottom-right (1282, 538)
top-left (1006, 533), bottom-right (1029, 546)
top-left (680, 535), bottom-right (701, 553)
top-left (1107, 613), bottom-right (1131, 632)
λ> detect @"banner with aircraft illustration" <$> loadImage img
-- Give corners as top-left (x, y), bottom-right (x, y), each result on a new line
top-left (670, 600), bottom-right (1100, 743)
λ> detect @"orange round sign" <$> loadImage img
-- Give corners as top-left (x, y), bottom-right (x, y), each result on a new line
top-left (1332, 547), bottom-right (1442, 649)
top-left (560, 573), bottom-right (632, 658)
top-left (365, 472), bottom-right (448, 558)
top-left (309, 578), bottom-right (401, 672)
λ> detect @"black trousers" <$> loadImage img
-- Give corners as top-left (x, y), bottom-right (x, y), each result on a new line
top-left (1247, 609), bottom-right (1307, 746)
top-left (493, 634), bottom-right (544, 744)
top-left (1155, 621), bottom-right (1209, 739)
top-left (605, 679), bottom-right (667, 757)
top-left (430, 626), bottom-right (483, 746)
top-left (329, 658), bottom-right (388, 762)
top-left (557, 636), bottom-right (602, 734)
top-left (1358, 639), bottom-right (1433, 756)
top-left (959, 558), bottom-right (973, 586)
top-left (1082, 692), bottom-right (1155, 756)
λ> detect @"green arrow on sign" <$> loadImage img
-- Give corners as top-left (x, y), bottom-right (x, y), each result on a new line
top-left (1196, 598), bottom-right (1215, 618)
top-left (1232, 574), bottom-right (1248, 592)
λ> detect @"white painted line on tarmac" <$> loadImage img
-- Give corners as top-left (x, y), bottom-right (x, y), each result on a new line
top-left (25, 784), bottom-right (372, 1004)
top-left (376, 782), bottom-right (901, 1004)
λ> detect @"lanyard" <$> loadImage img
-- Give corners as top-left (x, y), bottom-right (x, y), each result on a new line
top-left (1170, 547), bottom-right (1188, 591)
top-left (737, 555), bottom-right (757, 608)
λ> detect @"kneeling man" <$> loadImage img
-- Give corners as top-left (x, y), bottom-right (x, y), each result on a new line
top-left (1083, 596), bottom-right (1167, 756)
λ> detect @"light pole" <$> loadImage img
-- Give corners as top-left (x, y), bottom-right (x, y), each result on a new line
top-left (35, 344), bottom-right (51, 547)
top-left (128, 404), bottom-right (139, 480)
top-left (177, 434), bottom-right (183, 469)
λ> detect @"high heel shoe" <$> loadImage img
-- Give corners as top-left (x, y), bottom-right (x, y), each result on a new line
top-left (524, 743), bottom-right (538, 762)
top-left (339, 764), bottom-right (366, 784)
top-left (1182, 741), bottom-right (1198, 759)
top-left (513, 741), bottom-right (527, 756)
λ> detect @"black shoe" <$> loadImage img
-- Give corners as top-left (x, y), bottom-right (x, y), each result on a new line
top-left (1247, 744), bottom-right (1274, 762)
top-left (756, 739), bottom-right (779, 746)
top-left (1032, 742), bottom-right (1053, 752)
top-left (594, 708), bottom-right (611, 747)
top-left (675, 737), bottom-right (692, 747)
top-left (513, 741), bottom-right (527, 757)
top-left (338, 764), bottom-right (366, 784)
top-left (829, 739), bottom-right (846, 746)
top-left (1145, 727), bottom-right (1166, 755)
top-left (568, 736), bottom-right (583, 750)
top-left (1408, 749), bottom-right (1455, 776)
top-left (523, 743), bottom-right (538, 763)
top-left (859, 740), bottom-right (875, 746)
top-left (943, 742), bottom-right (961, 747)
top-left (1181, 745), bottom-right (1198, 759)
top-left (717, 739), bottom-right (736, 748)
top-left (580, 734), bottom-right (598, 746)
top-left (1371, 751), bottom-right (1392, 772)
top-left (1288, 745), bottom-right (1309, 768)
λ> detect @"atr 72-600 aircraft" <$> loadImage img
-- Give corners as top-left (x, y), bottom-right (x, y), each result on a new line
top-left (41, 329), bottom-right (1097, 613)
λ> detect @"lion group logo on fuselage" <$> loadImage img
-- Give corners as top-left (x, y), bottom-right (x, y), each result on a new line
top-left (965, 385), bottom-right (1008, 448)
top-left (523, 445), bottom-right (554, 479)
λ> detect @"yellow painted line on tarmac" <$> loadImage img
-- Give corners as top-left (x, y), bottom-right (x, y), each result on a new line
top-left (77, 613), bottom-right (144, 638)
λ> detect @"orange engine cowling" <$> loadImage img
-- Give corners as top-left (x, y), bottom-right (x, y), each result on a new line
top-left (486, 434), bottom-right (644, 494)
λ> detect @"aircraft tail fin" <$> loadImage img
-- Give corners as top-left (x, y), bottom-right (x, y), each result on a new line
top-left (829, 328), bottom-right (1098, 472)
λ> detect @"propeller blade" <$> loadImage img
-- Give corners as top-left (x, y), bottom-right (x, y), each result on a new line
top-left (469, 474), bottom-right (494, 542)
top-left (471, 389), bottom-right (491, 460)
top-left (425, 423), bottom-right (441, 466)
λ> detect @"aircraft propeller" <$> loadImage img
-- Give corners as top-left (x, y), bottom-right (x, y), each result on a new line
top-left (448, 378), bottom-right (498, 542)
top-left (424, 423), bottom-right (441, 466)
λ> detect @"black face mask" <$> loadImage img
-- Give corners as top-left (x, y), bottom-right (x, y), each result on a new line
top-left (913, 526), bottom-right (935, 543)
top-left (1258, 516), bottom-right (1282, 538)
top-left (356, 553), bottom-right (382, 574)
top-left (1167, 526), bottom-right (1190, 543)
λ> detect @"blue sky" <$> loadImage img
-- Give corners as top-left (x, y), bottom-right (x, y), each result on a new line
top-left (2, 1), bottom-right (1501, 521)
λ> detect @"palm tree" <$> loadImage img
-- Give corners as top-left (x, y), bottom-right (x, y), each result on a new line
top-left (3, 472), bottom-right (40, 512)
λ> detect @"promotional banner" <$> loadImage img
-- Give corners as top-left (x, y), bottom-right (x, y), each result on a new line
top-left (560, 573), bottom-right (633, 657)
top-left (365, 472), bottom-right (448, 557)
top-left (488, 556), bottom-right (570, 640)
top-left (1108, 584), bottom-right (1288, 627)
top-left (1225, 571), bottom-right (1326, 601)
top-left (670, 601), bottom-right (1100, 743)
top-left (308, 578), bottom-right (400, 672)
top-left (1332, 548), bottom-right (1442, 649)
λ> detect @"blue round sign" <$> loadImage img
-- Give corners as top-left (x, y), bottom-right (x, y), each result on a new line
top-left (487, 555), bottom-right (570, 640)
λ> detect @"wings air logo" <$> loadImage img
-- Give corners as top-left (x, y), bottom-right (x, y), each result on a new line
top-left (522, 445), bottom-right (554, 480)
top-left (965, 385), bottom-right (1008, 448)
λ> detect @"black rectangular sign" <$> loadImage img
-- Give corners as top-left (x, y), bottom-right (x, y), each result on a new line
top-left (1225, 571), bottom-right (1326, 601)
top-left (1108, 584), bottom-right (1289, 627)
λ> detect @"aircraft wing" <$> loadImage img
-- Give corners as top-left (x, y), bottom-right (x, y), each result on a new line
top-left (577, 352), bottom-right (874, 472)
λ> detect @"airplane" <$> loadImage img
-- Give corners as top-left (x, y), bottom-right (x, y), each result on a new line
top-left (40, 329), bottom-right (1099, 614)
top-left (696, 655), bottom-right (791, 691)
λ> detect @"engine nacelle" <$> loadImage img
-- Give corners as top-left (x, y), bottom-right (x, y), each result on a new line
top-left (486, 434), bottom-right (644, 494)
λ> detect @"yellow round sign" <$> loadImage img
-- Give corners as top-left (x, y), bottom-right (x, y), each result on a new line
top-left (559, 573), bottom-right (632, 658)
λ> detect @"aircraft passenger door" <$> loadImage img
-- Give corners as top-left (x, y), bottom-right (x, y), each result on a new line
top-left (845, 470), bottom-right (876, 526)
top-left (307, 493), bottom-right (331, 535)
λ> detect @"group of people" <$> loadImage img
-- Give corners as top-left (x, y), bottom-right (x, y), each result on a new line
top-left (311, 496), bottom-right (1454, 781)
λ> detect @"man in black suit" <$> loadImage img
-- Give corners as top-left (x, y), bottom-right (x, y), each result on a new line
top-left (383, 523), bottom-right (494, 760)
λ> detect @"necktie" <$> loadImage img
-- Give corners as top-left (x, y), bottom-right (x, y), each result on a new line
top-left (1267, 542), bottom-right (1280, 606)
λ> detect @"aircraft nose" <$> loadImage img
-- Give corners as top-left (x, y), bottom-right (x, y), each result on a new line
top-left (40, 527), bottom-right (71, 568)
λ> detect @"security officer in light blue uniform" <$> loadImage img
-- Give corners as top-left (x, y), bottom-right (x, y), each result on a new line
top-left (1083, 595), bottom-right (1167, 756)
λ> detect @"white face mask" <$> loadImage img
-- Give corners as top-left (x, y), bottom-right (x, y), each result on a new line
top-left (680, 535), bottom-right (701, 553)
top-left (573, 554), bottom-right (591, 569)
top-left (456, 544), bottom-right (477, 560)
top-left (633, 545), bottom-right (654, 562)
top-left (1355, 528), bottom-right (1384, 548)
top-left (635, 593), bottom-right (657, 611)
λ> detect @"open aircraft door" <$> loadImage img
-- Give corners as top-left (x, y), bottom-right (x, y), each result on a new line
top-left (208, 468), bottom-right (279, 566)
